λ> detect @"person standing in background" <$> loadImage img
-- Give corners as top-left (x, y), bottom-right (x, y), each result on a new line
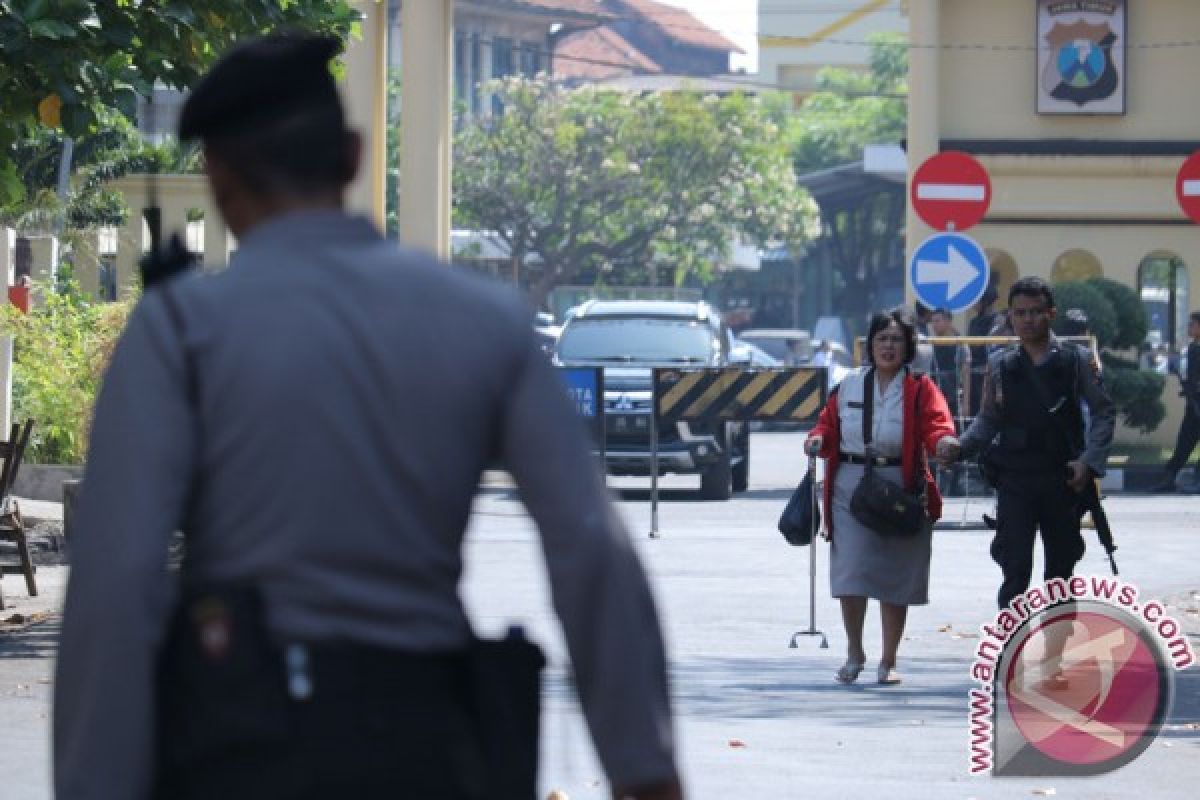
top-left (1153, 311), bottom-right (1200, 492)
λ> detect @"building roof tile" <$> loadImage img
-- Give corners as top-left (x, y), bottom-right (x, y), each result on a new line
top-left (616, 0), bottom-right (743, 54)
top-left (555, 26), bottom-right (662, 79)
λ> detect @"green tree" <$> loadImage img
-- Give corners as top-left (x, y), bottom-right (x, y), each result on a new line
top-left (453, 76), bottom-right (811, 306)
top-left (1089, 277), bottom-right (1148, 350)
top-left (0, 0), bottom-right (359, 204)
top-left (0, 282), bottom-right (135, 464)
top-left (1053, 278), bottom-right (1165, 432)
top-left (784, 33), bottom-right (908, 322)
top-left (789, 32), bottom-right (907, 174)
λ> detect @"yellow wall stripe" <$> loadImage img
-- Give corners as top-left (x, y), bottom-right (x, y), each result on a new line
top-left (759, 0), bottom-right (893, 49)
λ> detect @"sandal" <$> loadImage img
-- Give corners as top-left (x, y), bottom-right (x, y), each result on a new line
top-left (835, 660), bottom-right (867, 684)
top-left (877, 663), bottom-right (903, 685)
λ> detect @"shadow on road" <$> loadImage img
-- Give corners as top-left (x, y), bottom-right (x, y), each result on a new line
top-left (0, 617), bottom-right (60, 662)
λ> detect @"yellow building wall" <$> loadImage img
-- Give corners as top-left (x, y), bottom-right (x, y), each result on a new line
top-left (913, 0), bottom-right (1200, 449)
top-left (940, 0), bottom-right (1200, 140)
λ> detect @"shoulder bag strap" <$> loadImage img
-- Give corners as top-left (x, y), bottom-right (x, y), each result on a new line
top-left (157, 283), bottom-right (202, 536)
top-left (861, 368), bottom-right (875, 464)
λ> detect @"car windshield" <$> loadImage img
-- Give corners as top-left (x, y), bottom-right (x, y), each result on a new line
top-left (738, 336), bottom-right (793, 362)
top-left (557, 318), bottom-right (717, 362)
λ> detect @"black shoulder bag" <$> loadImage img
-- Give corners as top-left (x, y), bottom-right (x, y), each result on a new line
top-left (849, 371), bottom-right (929, 538)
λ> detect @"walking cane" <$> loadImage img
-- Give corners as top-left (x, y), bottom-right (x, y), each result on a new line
top-left (790, 454), bottom-right (828, 649)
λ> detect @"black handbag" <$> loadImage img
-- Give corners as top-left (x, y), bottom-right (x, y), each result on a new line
top-left (778, 464), bottom-right (819, 546)
top-left (848, 370), bottom-right (928, 538)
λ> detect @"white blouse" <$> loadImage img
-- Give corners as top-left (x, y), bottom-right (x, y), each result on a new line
top-left (836, 367), bottom-right (905, 458)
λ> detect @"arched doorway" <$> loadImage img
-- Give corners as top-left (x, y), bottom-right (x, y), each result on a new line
top-left (1138, 251), bottom-right (1190, 351)
top-left (985, 249), bottom-right (1019, 308)
top-left (1051, 249), bottom-right (1104, 283)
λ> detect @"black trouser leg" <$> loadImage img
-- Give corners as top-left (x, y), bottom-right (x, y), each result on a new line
top-left (1040, 483), bottom-right (1085, 583)
top-left (992, 479), bottom-right (1039, 609)
top-left (1165, 405), bottom-right (1200, 474)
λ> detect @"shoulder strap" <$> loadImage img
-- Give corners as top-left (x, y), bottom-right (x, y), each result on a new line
top-left (156, 283), bottom-right (202, 534)
top-left (861, 368), bottom-right (874, 451)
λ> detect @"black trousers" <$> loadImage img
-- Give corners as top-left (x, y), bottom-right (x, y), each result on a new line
top-left (1165, 402), bottom-right (1200, 475)
top-left (155, 590), bottom-right (490, 800)
top-left (991, 470), bottom-right (1086, 609)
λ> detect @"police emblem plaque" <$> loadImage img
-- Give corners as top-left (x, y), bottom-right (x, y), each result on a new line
top-left (1036, 0), bottom-right (1126, 115)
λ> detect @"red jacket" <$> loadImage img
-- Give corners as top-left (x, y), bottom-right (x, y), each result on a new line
top-left (808, 370), bottom-right (956, 538)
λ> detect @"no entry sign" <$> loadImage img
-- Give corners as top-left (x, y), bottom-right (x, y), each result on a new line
top-left (1176, 151), bottom-right (1200, 224)
top-left (910, 151), bottom-right (992, 231)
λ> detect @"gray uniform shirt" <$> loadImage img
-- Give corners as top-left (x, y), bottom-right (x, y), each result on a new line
top-left (960, 337), bottom-right (1115, 476)
top-left (54, 210), bottom-right (675, 798)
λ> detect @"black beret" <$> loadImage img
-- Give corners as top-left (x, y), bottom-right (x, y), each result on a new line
top-left (179, 33), bottom-right (345, 141)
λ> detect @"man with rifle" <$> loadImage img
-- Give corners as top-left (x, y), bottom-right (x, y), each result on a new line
top-left (941, 277), bottom-right (1116, 611)
top-left (1152, 310), bottom-right (1200, 492)
top-left (54, 34), bottom-right (681, 800)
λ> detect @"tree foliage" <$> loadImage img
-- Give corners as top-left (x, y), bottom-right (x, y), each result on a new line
top-left (1089, 277), bottom-right (1148, 350)
top-left (0, 282), bottom-right (135, 464)
top-left (0, 0), bottom-right (359, 204)
top-left (454, 76), bottom-right (811, 305)
top-left (789, 32), bottom-right (908, 174)
top-left (0, 105), bottom-right (200, 234)
top-left (1054, 278), bottom-right (1165, 432)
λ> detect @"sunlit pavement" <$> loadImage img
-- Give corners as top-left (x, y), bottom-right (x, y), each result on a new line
top-left (1, 433), bottom-right (1197, 799)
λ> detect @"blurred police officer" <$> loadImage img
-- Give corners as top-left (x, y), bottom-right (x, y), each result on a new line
top-left (1153, 310), bottom-right (1200, 492)
top-left (946, 277), bottom-right (1114, 610)
top-left (54, 34), bottom-right (681, 800)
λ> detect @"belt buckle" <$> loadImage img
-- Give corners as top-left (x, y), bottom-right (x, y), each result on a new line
top-left (872, 456), bottom-right (888, 466)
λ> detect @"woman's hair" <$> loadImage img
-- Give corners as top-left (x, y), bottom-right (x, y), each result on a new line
top-left (865, 307), bottom-right (918, 365)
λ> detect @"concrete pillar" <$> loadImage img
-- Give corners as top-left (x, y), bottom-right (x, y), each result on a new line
top-left (343, 0), bottom-right (388, 230)
top-left (72, 230), bottom-right (102, 299)
top-left (115, 213), bottom-right (148, 299)
top-left (28, 236), bottom-right (59, 287)
top-left (0, 227), bottom-right (13, 286)
top-left (399, 0), bottom-right (454, 258)
top-left (203, 202), bottom-right (231, 270)
top-left (904, 0), bottom-right (941, 295)
top-left (0, 227), bottom-right (13, 440)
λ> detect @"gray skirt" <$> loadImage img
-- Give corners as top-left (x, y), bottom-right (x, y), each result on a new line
top-left (829, 462), bottom-right (932, 606)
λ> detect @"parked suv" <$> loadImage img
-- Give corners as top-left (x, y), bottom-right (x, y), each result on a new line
top-left (554, 300), bottom-right (749, 500)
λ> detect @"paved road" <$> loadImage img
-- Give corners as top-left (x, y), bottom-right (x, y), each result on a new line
top-left (2, 432), bottom-right (1198, 798)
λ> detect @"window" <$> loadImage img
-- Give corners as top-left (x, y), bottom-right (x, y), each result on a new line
top-left (1138, 251), bottom-right (1190, 350)
top-left (985, 249), bottom-right (1019, 308)
top-left (519, 42), bottom-right (541, 76)
top-left (491, 37), bottom-right (514, 115)
top-left (454, 31), bottom-right (467, 107)
top-left (1051, 249), bottom-right (1104, 283)
top-left (470, 34), bottom-right (482, 115)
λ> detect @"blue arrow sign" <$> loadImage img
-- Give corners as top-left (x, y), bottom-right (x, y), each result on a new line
top-left (908, 232), bottom-right (989, 314)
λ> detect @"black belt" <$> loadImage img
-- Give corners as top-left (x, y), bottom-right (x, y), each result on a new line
top-left (840, 452), bottom-right (901, 467)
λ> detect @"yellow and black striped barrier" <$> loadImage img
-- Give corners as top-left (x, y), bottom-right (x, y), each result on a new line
top-left (654, 367), bottom-right (827, 424)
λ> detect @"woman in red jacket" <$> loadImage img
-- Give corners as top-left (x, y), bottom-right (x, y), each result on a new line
top-left (805, 308), bottom-right (958, 685)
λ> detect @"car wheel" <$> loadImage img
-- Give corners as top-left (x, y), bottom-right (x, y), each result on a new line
top-left (732, 428), bottom-right (750, 493)
top-left (700, 447), bottom-right (733, 501)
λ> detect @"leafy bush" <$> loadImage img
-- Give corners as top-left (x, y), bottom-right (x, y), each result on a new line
top-left (1051, 280), bottom-right (1118, 346)
top-left (0, 283), bottom-right (134, 464)
top-left (1089, 278), bottom-right (1147, 350)
top-left (1103, 359), bottom-right (1166, 432)
top-left (1053, 279), bottom-right (1165, 432)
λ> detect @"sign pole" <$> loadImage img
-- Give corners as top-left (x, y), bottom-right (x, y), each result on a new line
top-left (649, 392), bottom-right (660, 539)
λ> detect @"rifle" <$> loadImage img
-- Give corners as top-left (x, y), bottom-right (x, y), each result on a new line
top-left (1076, 476), bottom-right (1119, 575)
